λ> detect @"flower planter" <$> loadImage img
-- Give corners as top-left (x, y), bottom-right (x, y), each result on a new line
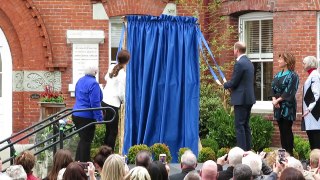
top-left (38, 102), bottom-right (66, 121)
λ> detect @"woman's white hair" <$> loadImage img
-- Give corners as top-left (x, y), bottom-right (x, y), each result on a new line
top-left (228, 147), bottom-right (244, 166)
top-left (303, 56), bottom-right (318, 69)
top-left (84, 65), bottom-right (98, 76)
top-left (242, 153), bottom-right (262, 176)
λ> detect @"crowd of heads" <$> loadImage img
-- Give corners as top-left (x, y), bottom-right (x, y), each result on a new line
top-left (1, 146), bottom-right (320, 180)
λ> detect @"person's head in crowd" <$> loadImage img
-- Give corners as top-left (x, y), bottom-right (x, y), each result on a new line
top-left (62, 162), bottom-right (87, 180)
top-left (233, 164), bottom-right (252, 180)
top-left (125, 166), bottom-right (151, 180)
top-left (278, 52), bottom-right (296, 71)
top-left (180, 150), bottom-right (197, 169)
top-left (184, 170), bottom-right (201, 180)
top-left (200, 160), bottom-right (218, 180)
top-left (93, 145), bottom-right (113, 173)
top-left (242, 153), bottom-right (262, 177)
top-left (101, 154), bottom-right (126, 180)
top-left (14, 151), bottom-right (36, 175)
top-left (47, 149), bottom-right (73, 180)
top-left (228, 147), bottom-right (244, 167)
top-left (109, 49), bottom-right (131, 78)
top-left (135, 150), bottom-right (152, 168)
top-left (303, 56), bottom-right (318, 71)
top-left (279, 167), bottom-right (305, 180)
top-left (309, 149), bottom-right (320, 169)
top-left (286, 157), bottom-right (304, 173)
top-left (264, 150), bottom-right (277, 167)
top-left (147, 161), bottom-right (168, 180)
top-left (6, 165), bottom-right (27, 180)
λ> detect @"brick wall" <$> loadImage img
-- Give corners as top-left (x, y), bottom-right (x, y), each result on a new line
top-left (0, 0), bottom-right (169, 131)
top-left (2, 0), bottom-right (318, 147)
top-left (217, 0), bottom-right (320, 146)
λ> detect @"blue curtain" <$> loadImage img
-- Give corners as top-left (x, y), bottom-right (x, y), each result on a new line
top-left (123, 15), bottom-right (200, 162)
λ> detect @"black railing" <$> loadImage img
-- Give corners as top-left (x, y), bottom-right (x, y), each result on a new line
top-left (0, 107), bottom-right (116, 167)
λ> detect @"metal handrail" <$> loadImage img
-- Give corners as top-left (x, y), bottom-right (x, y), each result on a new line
top-left (0, 107), bottom-right (116, 166)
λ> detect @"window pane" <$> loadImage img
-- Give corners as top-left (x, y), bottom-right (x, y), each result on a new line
top-left (253, 62), bottom-right (261, 101)
top-left (111, 23), bottom-right (123, 47)
top-left (263, 62), bottom-right (273, 100)
top-left (245, 20), bottom-right (259, 54)
top-left (261, 20), bottom-right (273, 53)
top-left (111, 47), bottom-right (118, 62)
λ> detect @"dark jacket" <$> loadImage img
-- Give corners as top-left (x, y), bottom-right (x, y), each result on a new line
top-left (217, 164), bottom-right (234, 180)
top-left (224, 55), bottom-right (256, 105)
top-left (169, 167), bottom-right (195, 180)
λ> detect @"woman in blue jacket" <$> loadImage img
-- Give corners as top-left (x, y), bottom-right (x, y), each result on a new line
top-left (73, 65), bottom-right (103, 162)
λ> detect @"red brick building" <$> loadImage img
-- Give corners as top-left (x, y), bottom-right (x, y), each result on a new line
top-left (0, 0), bottom-right (318, 146)
top-left (216, 0), bottom-right (320, 145)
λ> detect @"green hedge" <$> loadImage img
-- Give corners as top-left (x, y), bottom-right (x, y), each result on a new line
top-left (150, 143), bottom-right (172, 163)
top-left (294, 135), bottom-right (310, 160)
top-left (198, 147), bottom-right (216, 162)
top-left (127, 144), bottom-right (150, 164)
top-left (205, 108), bottom-right (274, 151)
top-left (250, 116), bottom-right (274, 151)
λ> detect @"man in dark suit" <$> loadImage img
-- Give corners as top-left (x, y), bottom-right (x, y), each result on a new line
top-left (223, 41), bottom-right (256, 151)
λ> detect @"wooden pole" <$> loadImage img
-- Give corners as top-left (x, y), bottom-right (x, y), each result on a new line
top-left (118, 16), bottom-right (127, 155)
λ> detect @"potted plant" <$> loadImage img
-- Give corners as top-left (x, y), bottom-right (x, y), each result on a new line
top-left (38, 84), bottom-right (66, 121)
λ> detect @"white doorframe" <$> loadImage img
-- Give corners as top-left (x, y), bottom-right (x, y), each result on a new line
top-left (0, 27), bottom-right (13, 142)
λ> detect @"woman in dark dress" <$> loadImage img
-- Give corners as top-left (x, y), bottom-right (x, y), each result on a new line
top-left (271, 52), bottom-right (299, 156)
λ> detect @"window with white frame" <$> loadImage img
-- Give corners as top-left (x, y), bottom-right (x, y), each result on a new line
top-left (109, 17), bottom-right (123, 65)
top-left (239, 12), bottom-right (273, 102)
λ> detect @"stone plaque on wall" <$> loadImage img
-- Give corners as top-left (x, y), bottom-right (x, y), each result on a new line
top-left (72, 44), bottom-right (99, 84)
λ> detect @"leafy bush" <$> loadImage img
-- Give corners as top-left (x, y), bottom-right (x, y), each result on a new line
top-left (127, 144), bottom-right (150, 164)
top-left (250, 116), bottom-right (274, 151)
top-left (294, 135), bottom-right (310, 160)
top-left (199, 63), bottom-right (232, 138)
top-left (198, 147), bottom-right (216, 162)
top-left (150, 143), bottom-right (172, 163)
top-left (201, 138), bottom-right (219, 154)
top-left (178, 148), bottom-right (190, 163)
top-left (207, 108), bottom-right (236, 148)
top-left (216, 147), bottom-right (230, 158)
top-left (206, 108), bottom-right (274, 151)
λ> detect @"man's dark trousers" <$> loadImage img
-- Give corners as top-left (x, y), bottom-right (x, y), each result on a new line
top-left (234, 104), bottom-right (253, 151)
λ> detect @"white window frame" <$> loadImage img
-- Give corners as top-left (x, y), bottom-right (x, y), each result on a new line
top-left (239, 12), bottom-right (273, 113)
top-left (109, 17), bottom-right (123, 66)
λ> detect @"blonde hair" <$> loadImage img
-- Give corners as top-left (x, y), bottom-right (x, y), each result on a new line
top-left (124, 166), bottom-right (151, 180)
top-left (264, 150), bottom-right (277, 167)
top-left (101, 154), bottom-right (126, 180)
top-left (309, 149), bottom-right (320, 168)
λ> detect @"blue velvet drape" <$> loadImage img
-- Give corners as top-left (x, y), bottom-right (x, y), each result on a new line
top-left (123, 15), bottom-right (200, 162)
